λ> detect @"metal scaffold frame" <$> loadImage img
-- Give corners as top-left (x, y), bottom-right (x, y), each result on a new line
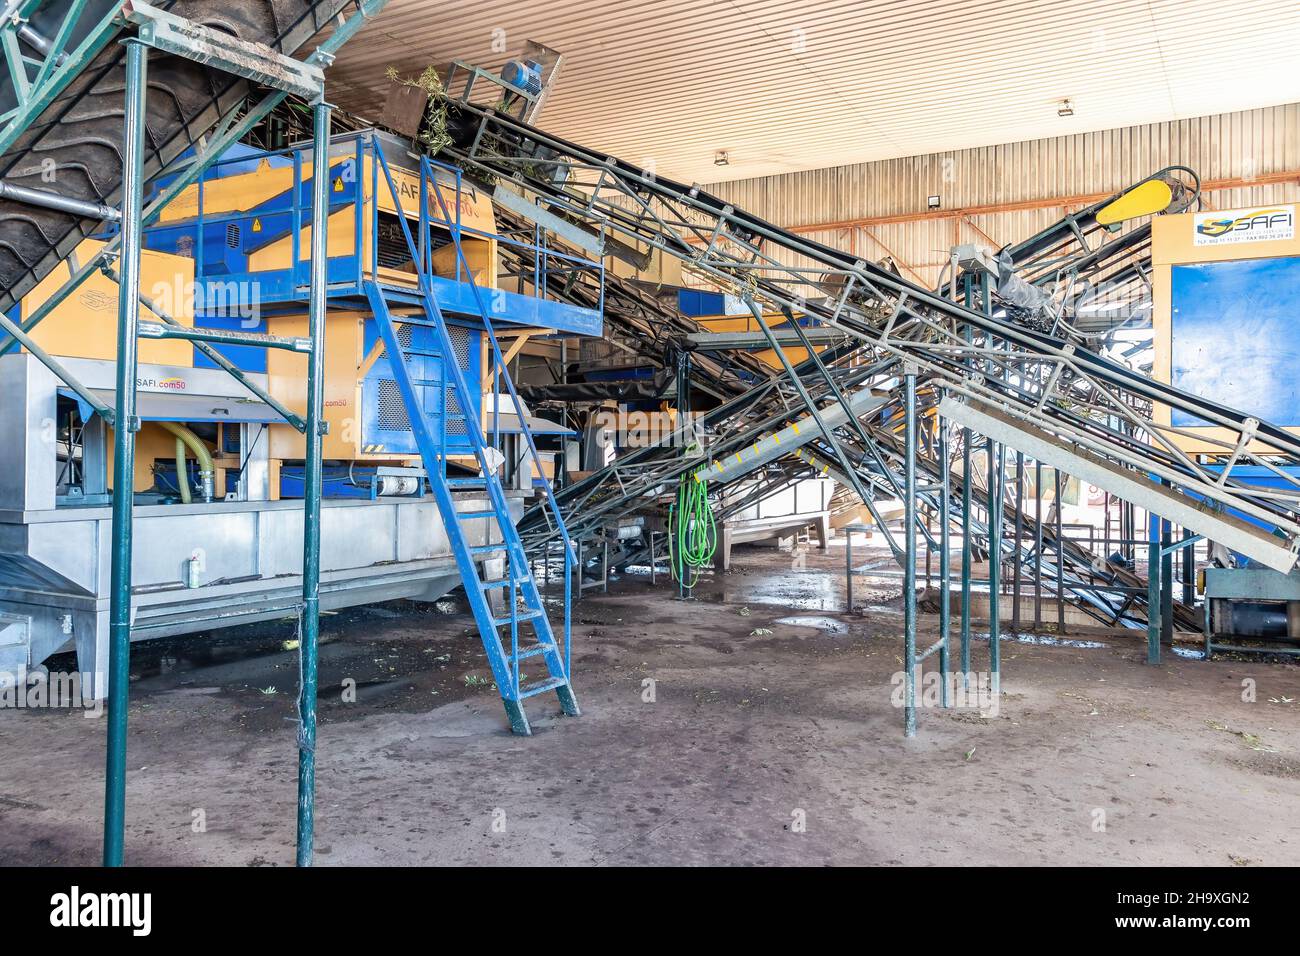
top-left (0, 0), bottom-right (389, 867)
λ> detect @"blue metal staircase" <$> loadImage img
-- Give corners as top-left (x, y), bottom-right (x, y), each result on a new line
top-left (363, 151), bottom-right (580, 736)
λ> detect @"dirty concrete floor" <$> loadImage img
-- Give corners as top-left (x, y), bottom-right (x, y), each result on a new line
top-left (2, 538), bottom-right (1298, 866)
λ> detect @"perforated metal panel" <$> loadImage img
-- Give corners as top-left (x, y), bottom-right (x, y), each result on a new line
top-left (449, 325), bottom-right (471, 369)
top-left (377, 379), bottom-right (410, 431)
top-left (363, 323), bottom-right (479, 453)
top-left (443, 326), bottom-right (471, 435)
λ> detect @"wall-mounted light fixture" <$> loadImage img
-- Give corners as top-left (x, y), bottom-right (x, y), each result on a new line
top-left (714, 150), bottom-right (730, 167)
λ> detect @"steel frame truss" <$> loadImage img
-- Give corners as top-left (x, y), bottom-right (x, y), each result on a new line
top-left (442, 104), bottom-right (1300, 577)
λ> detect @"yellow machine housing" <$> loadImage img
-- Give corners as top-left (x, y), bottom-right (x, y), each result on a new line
top-left (156, 152), bottom-right (499, 289)
top-left (156, 148), bottom-right (506, 465)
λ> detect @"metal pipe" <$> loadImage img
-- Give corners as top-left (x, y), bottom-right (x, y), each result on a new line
top-left (983, 274), bottom-right (1001, 693)
top-left (1147, 509), bottom-right (1161, 664)
top-left (0, 178), bottom-right (120, 220)
top-left (1035, 459), bottom-right (1044, 630)
top-left (845, 526), bottom-right (853, 610)
top-left (938, 411), bottom-right (951, 708)
top-left (296, 99), bottom-right (332, 868)
top-left (1161, 515), bottom-right (1174, 646)
top-left (103, 38), bottom-right (147, 869)
top-left (1055, 470), bottom-right (1065, 631)
top-left (959, 277), bottom-right (973, 685)
top-left (987, 432), bottom-right (1001, 689)
top-left (903, 365), bottom-right (918, 737)
top-left (1012, 450), bottom-right (1024, 631)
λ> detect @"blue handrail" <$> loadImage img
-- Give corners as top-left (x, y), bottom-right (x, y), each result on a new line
top-left (424, 157), bottom-right (578, 675)
top-left (369, 146), bottom-right (577, 681)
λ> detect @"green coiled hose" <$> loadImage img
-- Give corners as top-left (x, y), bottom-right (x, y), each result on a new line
top-left (668, 472), bottom-right (717, 588)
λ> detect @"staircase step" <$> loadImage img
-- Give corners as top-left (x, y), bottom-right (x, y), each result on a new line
top-left (518, 676), bottom-right (569, 699)
top-left (493, 608), bottom-right (543, 628)
top-left (367, 282), bottom-right (579, 734)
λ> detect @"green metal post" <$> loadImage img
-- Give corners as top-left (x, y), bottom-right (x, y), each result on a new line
top-left (296, 99), bottom-right (332, 867)
top-left (988, 434), bottom-right (1002, 688)
top-left (982, 275), bottom-right (1000, 695)
top-left (1161, 516), bottom-right (1174, 646)
top-left (938, 411), bottom-right (951, 708)
top-left (1147, 511), bottom-right (1161, 664)
top-left (103, 38), bottom-right (148, 868)
top-left (903, 366), bottom-right (918, 737)
top-left (959, 279), bottom-right (973, 687)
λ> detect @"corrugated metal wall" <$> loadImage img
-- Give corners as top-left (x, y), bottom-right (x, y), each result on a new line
top-left (699, 104), bottom-right (1300, 290)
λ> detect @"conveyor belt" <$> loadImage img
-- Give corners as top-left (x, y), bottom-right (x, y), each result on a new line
top-left (440, 102), bottom-right (1300, 580)
top-left (0, 0), bottom-right (354, 318)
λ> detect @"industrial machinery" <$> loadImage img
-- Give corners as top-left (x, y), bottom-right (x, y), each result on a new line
top-left (0, 125), bottom-right (603, 715)
top-left (436, 98), bottom-right (1300, 739)
top-left (0, 0), bottom-right (606, 867)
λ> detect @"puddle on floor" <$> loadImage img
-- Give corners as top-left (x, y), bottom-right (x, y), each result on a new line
top-left (773, 615), bottom-right (849, 634)
top-left (1009, 632), bottom-right (1107, 649)
top-left (964, 631), bottom-right (1107, 649)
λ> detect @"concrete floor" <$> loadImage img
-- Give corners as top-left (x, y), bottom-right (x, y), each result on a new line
top-left (2, 536), bottom-right (1298, 866)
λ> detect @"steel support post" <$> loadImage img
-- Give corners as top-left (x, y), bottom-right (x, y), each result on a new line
top-left (987, 434), bottom-right (1001, 692)
top-left (938, 413), bottom-right (951, 708)
top-left (960, 436), bottom-right (972, 685)
top-left (296, 99), bottom-right (332, 867)
top-left (103, 38), bottom-right (148, 868)
top-left (982, 275), bottom-right (1001, 693)
top-left (1055, 470), bottom-right (1065, 632)
top-left (1161, 516), bottom-right (1174, 646)
top-left (1035, 459), bottom-right (1044, 630)
top-left (845, 526), bottom-right (853, 610)
top-left (959, 276), bottom-right (973, 686)
top-left (1012, 451), bottom-right (1024, 631)
top-left (903, 367), bottom-right (918, 737)
top-left (1147, 509), bottom-right (1161, 665)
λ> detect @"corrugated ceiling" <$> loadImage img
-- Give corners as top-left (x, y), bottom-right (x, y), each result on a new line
top-left (326, 0), bottom-right (1300, 184)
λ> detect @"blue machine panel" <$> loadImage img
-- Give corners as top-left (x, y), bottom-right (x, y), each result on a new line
top-left (1171, 256), bottom-right (1300, 426)
top-left (192, 312), bottom-right (269, 373)
top-left (361, 320), bottom-right (482, 457)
